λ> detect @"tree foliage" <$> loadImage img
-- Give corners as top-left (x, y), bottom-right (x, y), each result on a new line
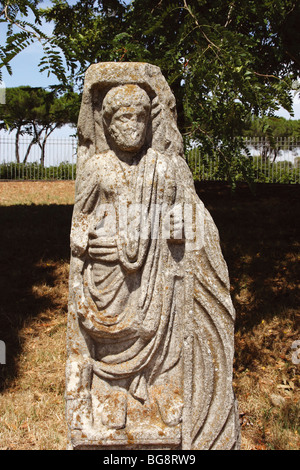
top-left (0, 86), bottom-right (80, 163)
top-left (244, 117), bottom-right (300, 139)
top-left (0, 0), bottom-right (67, 85)
top-left (1, 0), bottom-right (300, 184)
top-left (243, 116), bottom-right (300, 161)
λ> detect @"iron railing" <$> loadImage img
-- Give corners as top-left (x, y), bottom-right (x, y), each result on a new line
top-left (0, 135), bottom-right (77, 180)
top-left (187, 137), bottom-right (300, 184)
top-left (0, 135), bottom-right (299, 183)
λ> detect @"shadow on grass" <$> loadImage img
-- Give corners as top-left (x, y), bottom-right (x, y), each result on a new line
top-left (0, 204), bottom-right (73, 392)
top-left (196, 182), bottom-right (300, 371)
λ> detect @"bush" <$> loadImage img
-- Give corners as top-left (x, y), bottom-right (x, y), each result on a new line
top-left (186, 150), bottom-right (300, 184)
top-left (0, 162), bottom-right (76, 180)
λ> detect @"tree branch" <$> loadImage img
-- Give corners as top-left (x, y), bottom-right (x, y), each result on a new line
top-left (3, 2), bottom-right (42, 42)
top-left (183, 0), bottom-right (220, 51)
top-left (224, 2), bottom-right (235, 28)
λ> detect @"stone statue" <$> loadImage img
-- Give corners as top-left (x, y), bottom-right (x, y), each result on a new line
top-left (66, 62), bottom-right (240, 450)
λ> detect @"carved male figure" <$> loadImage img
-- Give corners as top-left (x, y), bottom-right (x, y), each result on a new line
top-left (66, 62), bottom-right (240, 450)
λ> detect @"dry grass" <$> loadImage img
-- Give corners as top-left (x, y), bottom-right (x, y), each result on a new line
top-left (0, 181), bottom-right (75, 206)
top-left (0, 262), bottom-right (68, 450)
top-left (0, 182), bottom-right (73, 449)
top-left (0, 180), bottom-right (299, 450)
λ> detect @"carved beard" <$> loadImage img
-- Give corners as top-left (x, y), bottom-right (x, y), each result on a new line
top-left (108, 123), bottom-right (146, 153)
top-left (104, 105), bottom-right (150, 154)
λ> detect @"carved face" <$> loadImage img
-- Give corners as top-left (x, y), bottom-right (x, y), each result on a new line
top-left (103, 85), bottom-right (151, 153)
top-left (107, 104), bottom-right (149, 152)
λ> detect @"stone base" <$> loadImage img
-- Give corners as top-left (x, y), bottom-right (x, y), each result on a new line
top-left (70, 435), bottom-right (181, 451)
top-left (67, 379), bottom-right (182, 450)
top-left (69, 423), bottom-right (181, 450)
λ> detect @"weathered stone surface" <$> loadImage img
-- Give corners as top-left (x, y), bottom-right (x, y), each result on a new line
top-left (66, 62), bottom-right (240, 450)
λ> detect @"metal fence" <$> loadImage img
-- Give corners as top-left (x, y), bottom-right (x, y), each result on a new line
top-left (0, 134), bottom-right (299, 183)
top-left (187, 137), bottom-right (300, 184)
top-left (0, 135), bottom-right (77, 180)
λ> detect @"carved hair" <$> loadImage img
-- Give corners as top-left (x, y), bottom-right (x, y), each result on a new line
top-left (102, 84), bottom-right (151, 124)
top-left (77, 63), bottom-right (184, 173)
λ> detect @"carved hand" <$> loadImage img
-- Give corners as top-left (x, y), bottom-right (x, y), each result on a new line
top-left (88, 230), bottom-right (119, 261)
top-left (164, 206), bottom-right (185, 244)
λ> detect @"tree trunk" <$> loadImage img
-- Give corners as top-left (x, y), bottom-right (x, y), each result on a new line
top-left (40, 124), bottom-right (57, 167)
top-left (40, 139), bottom-right (46, 167)
top-left (23, 128), bottom-right (43, 163)
top-left (15, 128), bottom-right (21, 163)
top-left (23, 138), bottom-right (36, 163)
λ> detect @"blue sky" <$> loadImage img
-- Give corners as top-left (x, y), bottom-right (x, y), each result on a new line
top-left (1, 0), bottom-right (299, 124)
